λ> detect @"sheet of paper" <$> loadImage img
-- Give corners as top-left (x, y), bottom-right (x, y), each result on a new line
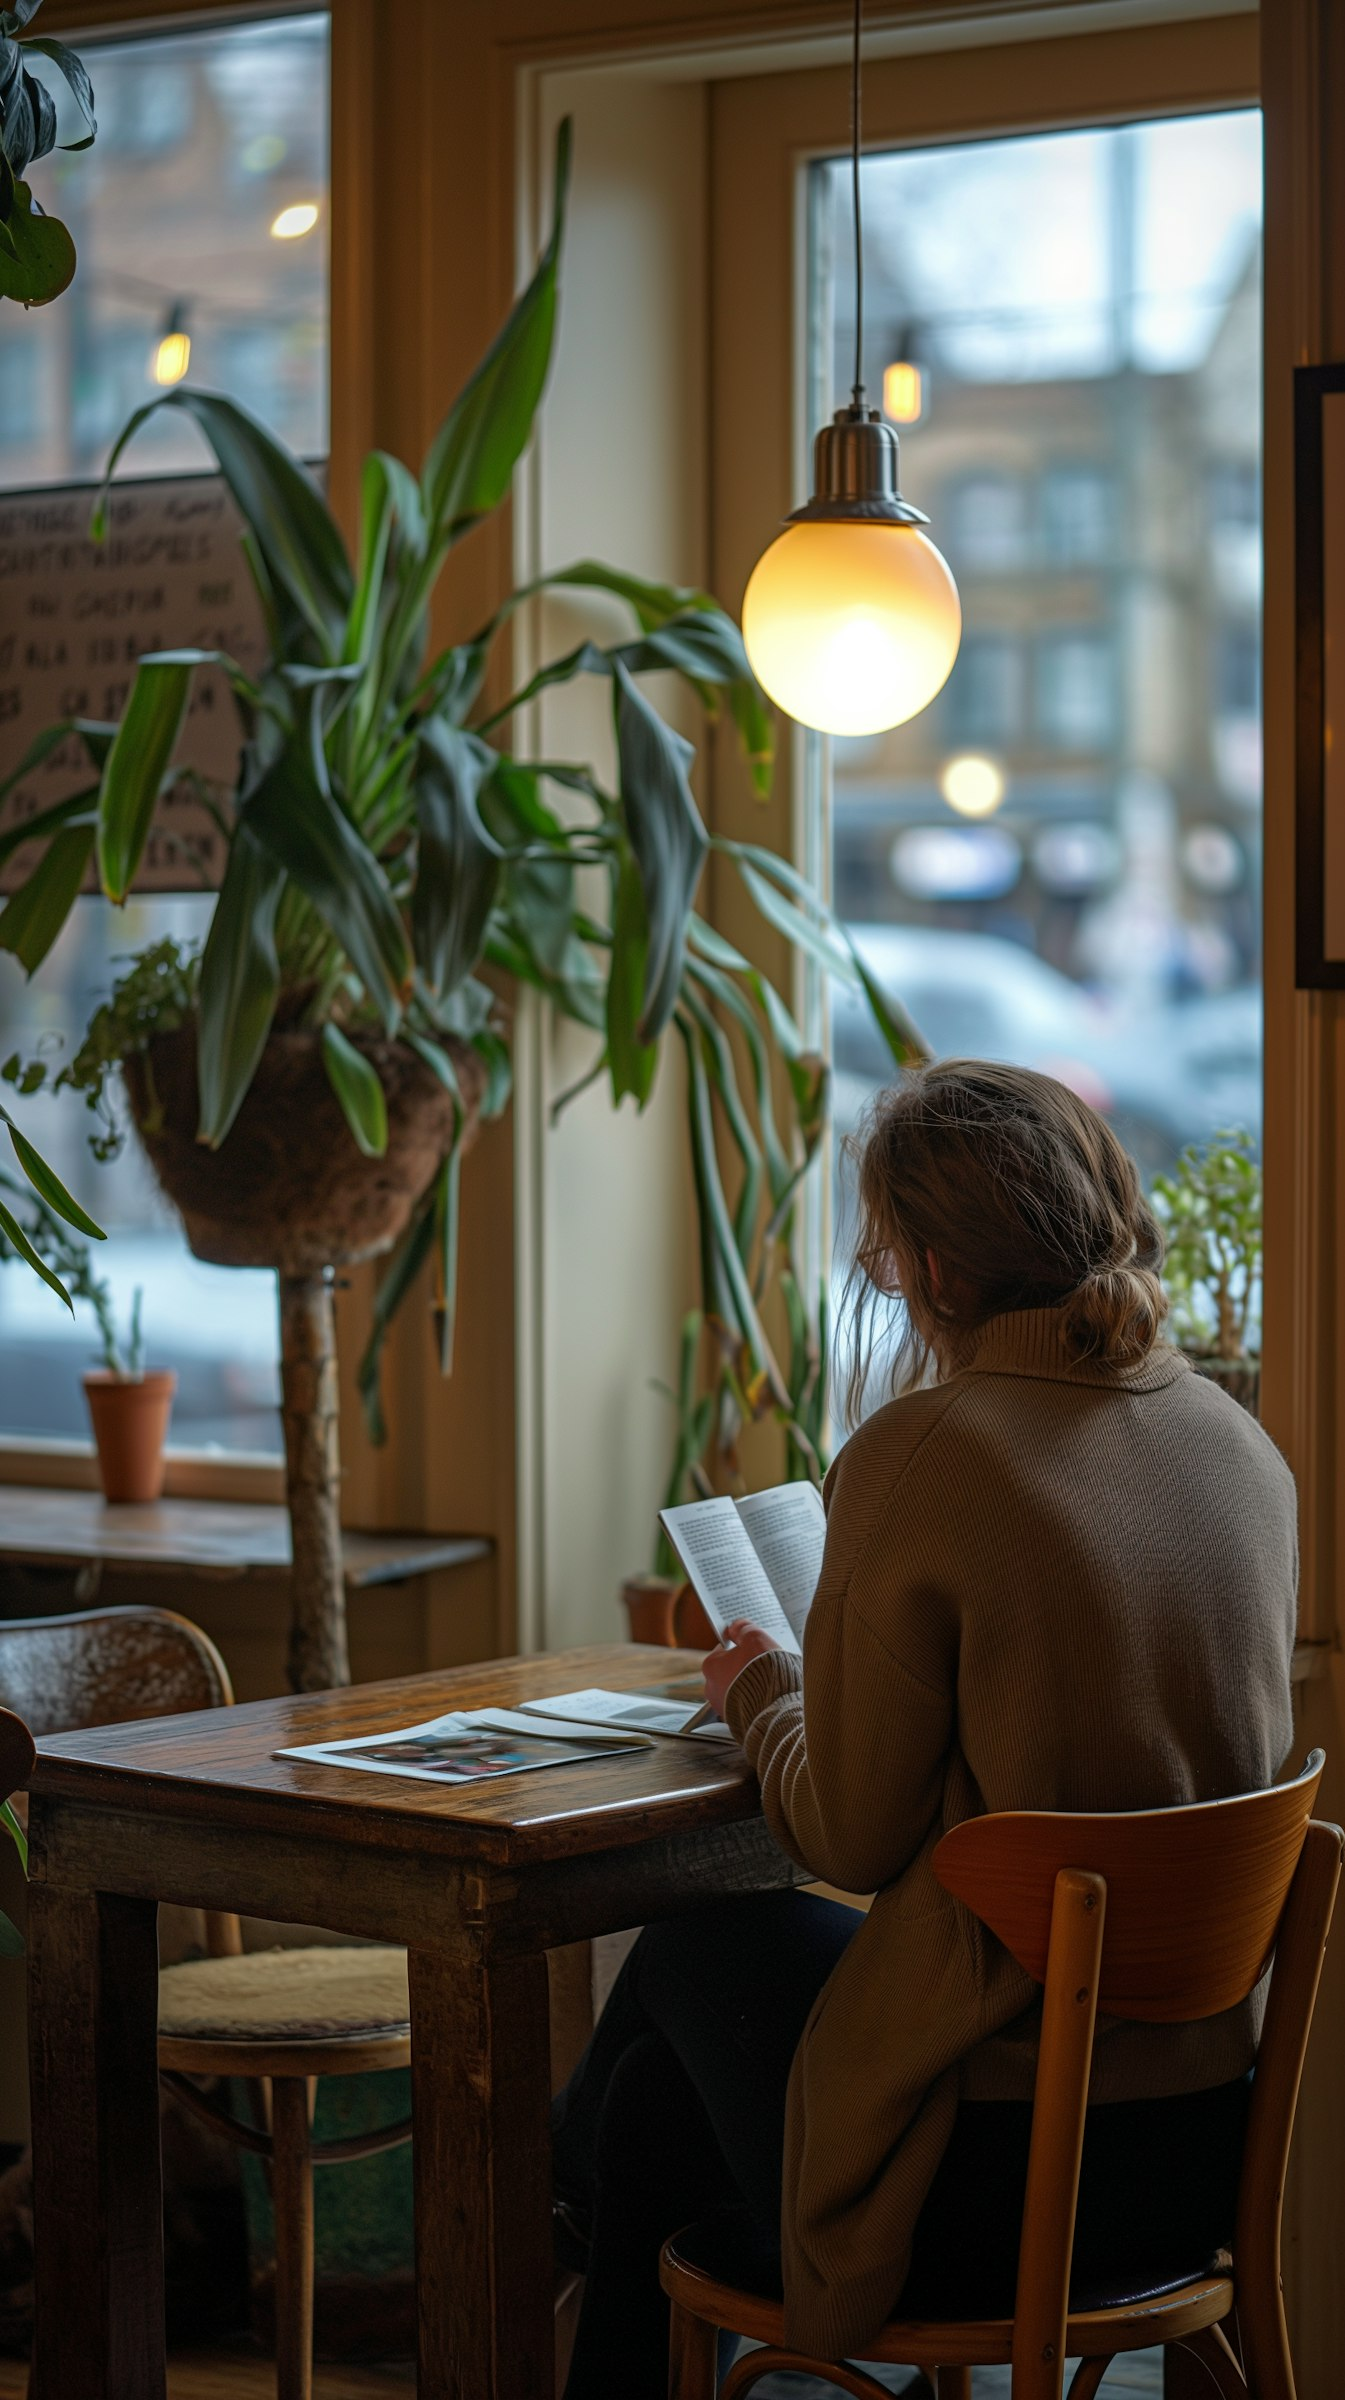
top-left (520, 1688), bottom-right (735, 1743)
top-left (734, 1482), bottom-right (827, 1644)
top-left (659, 1497), bottom-right (800, 1652)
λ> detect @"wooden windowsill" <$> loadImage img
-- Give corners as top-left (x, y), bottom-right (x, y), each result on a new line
top-left (0, 1437), bottom-right (284, 1506)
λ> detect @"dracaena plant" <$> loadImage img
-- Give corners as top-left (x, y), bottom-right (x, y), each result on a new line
top-left (0, 1), bottom-right (97, 308)
top-left (0, 120), bottom-right (920, 1680)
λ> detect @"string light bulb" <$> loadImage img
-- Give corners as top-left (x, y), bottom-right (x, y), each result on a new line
top-left (741, 0), bottom-right (960, 738)
top-left (151, 304), bottom-right (191, 388)
top-left (271, 201), bottom-right (319, 240)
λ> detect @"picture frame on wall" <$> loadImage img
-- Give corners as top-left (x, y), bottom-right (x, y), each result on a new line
top-left (1295, 362), bottom-right (1345, 986)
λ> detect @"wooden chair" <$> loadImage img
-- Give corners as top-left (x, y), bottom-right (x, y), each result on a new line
top-left (0, 1605), bottom-right (413, 2400)
top-left (661, 1750), bottom-right (1340, 2400)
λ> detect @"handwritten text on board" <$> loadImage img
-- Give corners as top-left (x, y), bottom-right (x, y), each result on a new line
top-left (0, 473), bottom-right (271, 896)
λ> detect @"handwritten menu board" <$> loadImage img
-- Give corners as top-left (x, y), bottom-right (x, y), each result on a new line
top-left (0, 471), bottom-right (271, 895)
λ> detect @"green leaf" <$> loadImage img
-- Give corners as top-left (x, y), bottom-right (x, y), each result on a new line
top-left (241, 740), bottom-right (410, 1030)
top-left (4, 1120), bottom-right (105, 1237)
top-left (0, 1912), bottom-right (22, 1959)
top-left (432, 1123), bottom-right (465, 1376)
top-left (0, 1194), bottom-right (72, 1312)
top-left (0, 178), bottom-right (74, 306)
top-left (0, 1796), bottom-right (26, 1871)
top-left (357, 1193), bottom-right (437, 1445)
top-left (846, 940), bottom-right (931, 1070)
top-left (0, 818), bottom-right (93, 970)
top-left (421, 117), bottom-right (571, 540)
top-left (613, 660), bottom-right (708, 1042)
top-left (97, 654), bottom-right (193, 902)
top-left (0, 783), bottom-right (99, 876)
top-left (321, 1024), bottom-right (388, 1158)
top-left (195, 820), bottom-right (283, 1147)
top-left (411, 723), bottom-right (502, 998)
top-left (24, 36), bottom-right (96, 143)
top-left (736, 856), bottom-right (853, 985)
top-left (681, 983), bottom-right (762, 1258)
top-left (606, 859), bottom-right (658, 1108)
top-left (0, 716), bottom-right (112, 822)
top-left (345, 449), bottom-right (424, 670)
top-left (677, 1014), bottom-right (787, 1404)
top-left (93, 390), bottom-right (352, 661)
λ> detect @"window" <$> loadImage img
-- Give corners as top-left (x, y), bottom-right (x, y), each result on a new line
top-left (1036, 631), bottom-right (1115, 750)
top-left (0, 13), bottom-right (330, 1459)
top-left (0, 14), bottom-right (328, 491)
top-left (1041, 464), bottom-right (1112, 565)
top-left (814, 108), bottom-right (1263, 1190)
top-left (946, 473), bottom-right (1029, 571)
top-left (947, 633), bottom-right (1026, 743)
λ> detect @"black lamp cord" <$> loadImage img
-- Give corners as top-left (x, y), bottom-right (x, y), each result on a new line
top-left (850, 0), bottom-right (865, 409)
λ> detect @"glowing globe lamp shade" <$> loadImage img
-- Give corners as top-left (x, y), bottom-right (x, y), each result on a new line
top-left (742, 405), bottom-right (961, 738)
top-left (743, 519), bottom-right (960, 739)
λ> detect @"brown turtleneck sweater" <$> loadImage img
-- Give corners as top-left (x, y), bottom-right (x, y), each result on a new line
top-left (722, 1308), bottom-right (1298, 2358)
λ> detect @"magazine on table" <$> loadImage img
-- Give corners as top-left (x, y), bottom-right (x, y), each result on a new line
top-left (517, 1687), bottom-right (737, 1744)
top-left (276, 1707), bottom-right (652, 1787)
top-left (658, 1480), bottom-right (827, 1656)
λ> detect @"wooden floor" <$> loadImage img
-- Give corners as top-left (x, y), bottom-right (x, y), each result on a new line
top-left (0, 2358), bottom-right (413, 2396)
top-left (0, 2349), bottom-right (1163, 2395)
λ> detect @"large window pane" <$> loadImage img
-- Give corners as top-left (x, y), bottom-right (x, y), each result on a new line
top-left (0, 13), bottom-right (328, 490)
top-left (0, 14), bottom-right (330, 1455)
top-left (816, 112), bottom-right (1262, 1190)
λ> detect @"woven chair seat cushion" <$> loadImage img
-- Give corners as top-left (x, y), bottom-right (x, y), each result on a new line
top-left (158, 1945), bottom-right (410, 2044)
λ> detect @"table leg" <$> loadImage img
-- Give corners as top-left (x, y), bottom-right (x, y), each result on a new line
top-left (409, 1942), bottom-right (553, 2399)
top-left (28, 1883), bottom-right (165, 2400)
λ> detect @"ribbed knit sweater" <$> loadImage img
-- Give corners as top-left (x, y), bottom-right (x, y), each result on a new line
top-left (723, 1306), bottom-right (1298, 2359)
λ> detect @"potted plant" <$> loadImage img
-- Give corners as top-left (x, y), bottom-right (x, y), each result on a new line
top-left (0, 120), bottom-right (919, 1690)
top-left (0, 1168), bottom-right (175, 1498)
top-left (1151, 1128), bottom-right (1261, 1415)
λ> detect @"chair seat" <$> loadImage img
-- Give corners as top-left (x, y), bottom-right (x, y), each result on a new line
top-left (158, 1944), bottom-right (410, 2065)
top-left (661, 2214), bottom-right (1235, 2368)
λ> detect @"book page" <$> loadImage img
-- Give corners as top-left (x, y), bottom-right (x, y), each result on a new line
top-left (659, 1497), bottom-right (800, 1652)
top-left (734, 1482), bottom-right (827, 1645)
top-left (519, 1689), bottom-right (734, 1743)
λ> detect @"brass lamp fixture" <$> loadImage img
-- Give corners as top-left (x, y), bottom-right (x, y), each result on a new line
top-left (742, 0), bottom-right (962, 738)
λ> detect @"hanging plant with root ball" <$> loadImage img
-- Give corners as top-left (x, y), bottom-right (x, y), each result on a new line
top-left (0, 119), bottom-right (923, 1692)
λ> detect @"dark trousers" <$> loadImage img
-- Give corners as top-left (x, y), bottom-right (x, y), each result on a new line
top-left (553, 1889), bottom-right (1250, 2400)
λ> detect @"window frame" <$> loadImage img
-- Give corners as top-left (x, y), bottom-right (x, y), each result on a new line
top-left (0, 0), bottom-right (335, 1507)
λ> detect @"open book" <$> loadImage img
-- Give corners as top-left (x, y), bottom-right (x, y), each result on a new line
top-left (659, 1481), bottom-right (827, 1656)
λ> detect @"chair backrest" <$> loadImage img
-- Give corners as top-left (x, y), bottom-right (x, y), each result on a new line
top-left (0, 1604), bottom-right (233, 1738)
top-left (0, 1706), bottom-right (35, 1807)
top-left (933, 1750), bottom-right (1325, 2021)
top-left (932, 1758), bottom-right (1341, 2400)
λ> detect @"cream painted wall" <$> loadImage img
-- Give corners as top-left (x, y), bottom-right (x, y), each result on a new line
top-left (517, 67), bottom-right (708, 1650)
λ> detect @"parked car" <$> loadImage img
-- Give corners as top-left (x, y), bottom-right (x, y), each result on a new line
top-left (832, 925), bottom-right (1261, 1174)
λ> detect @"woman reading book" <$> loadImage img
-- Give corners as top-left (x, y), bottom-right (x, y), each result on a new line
top-left (552, 1062), bottom-right (1295, 2398)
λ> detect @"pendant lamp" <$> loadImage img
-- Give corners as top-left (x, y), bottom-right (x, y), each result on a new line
top-left (741, 0), bottom-right (961, 739)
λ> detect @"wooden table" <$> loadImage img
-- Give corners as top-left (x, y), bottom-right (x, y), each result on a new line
top-left (0, 1484), bottom-right (491, 1586)
top-left (27, 1642), bottom-right (800, 2400)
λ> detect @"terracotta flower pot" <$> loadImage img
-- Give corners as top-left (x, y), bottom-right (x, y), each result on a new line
top-left (83, 1370), bottom-right (177, 1503)
top-left (620, 1575), bottom-right (681, 1647)
top-left (122, 1016), bottom-right (483, 1273)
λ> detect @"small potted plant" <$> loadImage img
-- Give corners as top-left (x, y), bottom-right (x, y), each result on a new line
top-left (0, 1169), bottom-right (175, 1500)
top-left (1151, 1129), bottom-right (1261, 1416)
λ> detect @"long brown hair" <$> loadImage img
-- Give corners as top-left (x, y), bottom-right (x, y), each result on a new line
top-left (843, 1060), bottom-right (1168, 1426)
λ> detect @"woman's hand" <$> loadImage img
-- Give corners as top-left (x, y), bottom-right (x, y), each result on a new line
top-left (702, 1620), bottom-right (783, 1718)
